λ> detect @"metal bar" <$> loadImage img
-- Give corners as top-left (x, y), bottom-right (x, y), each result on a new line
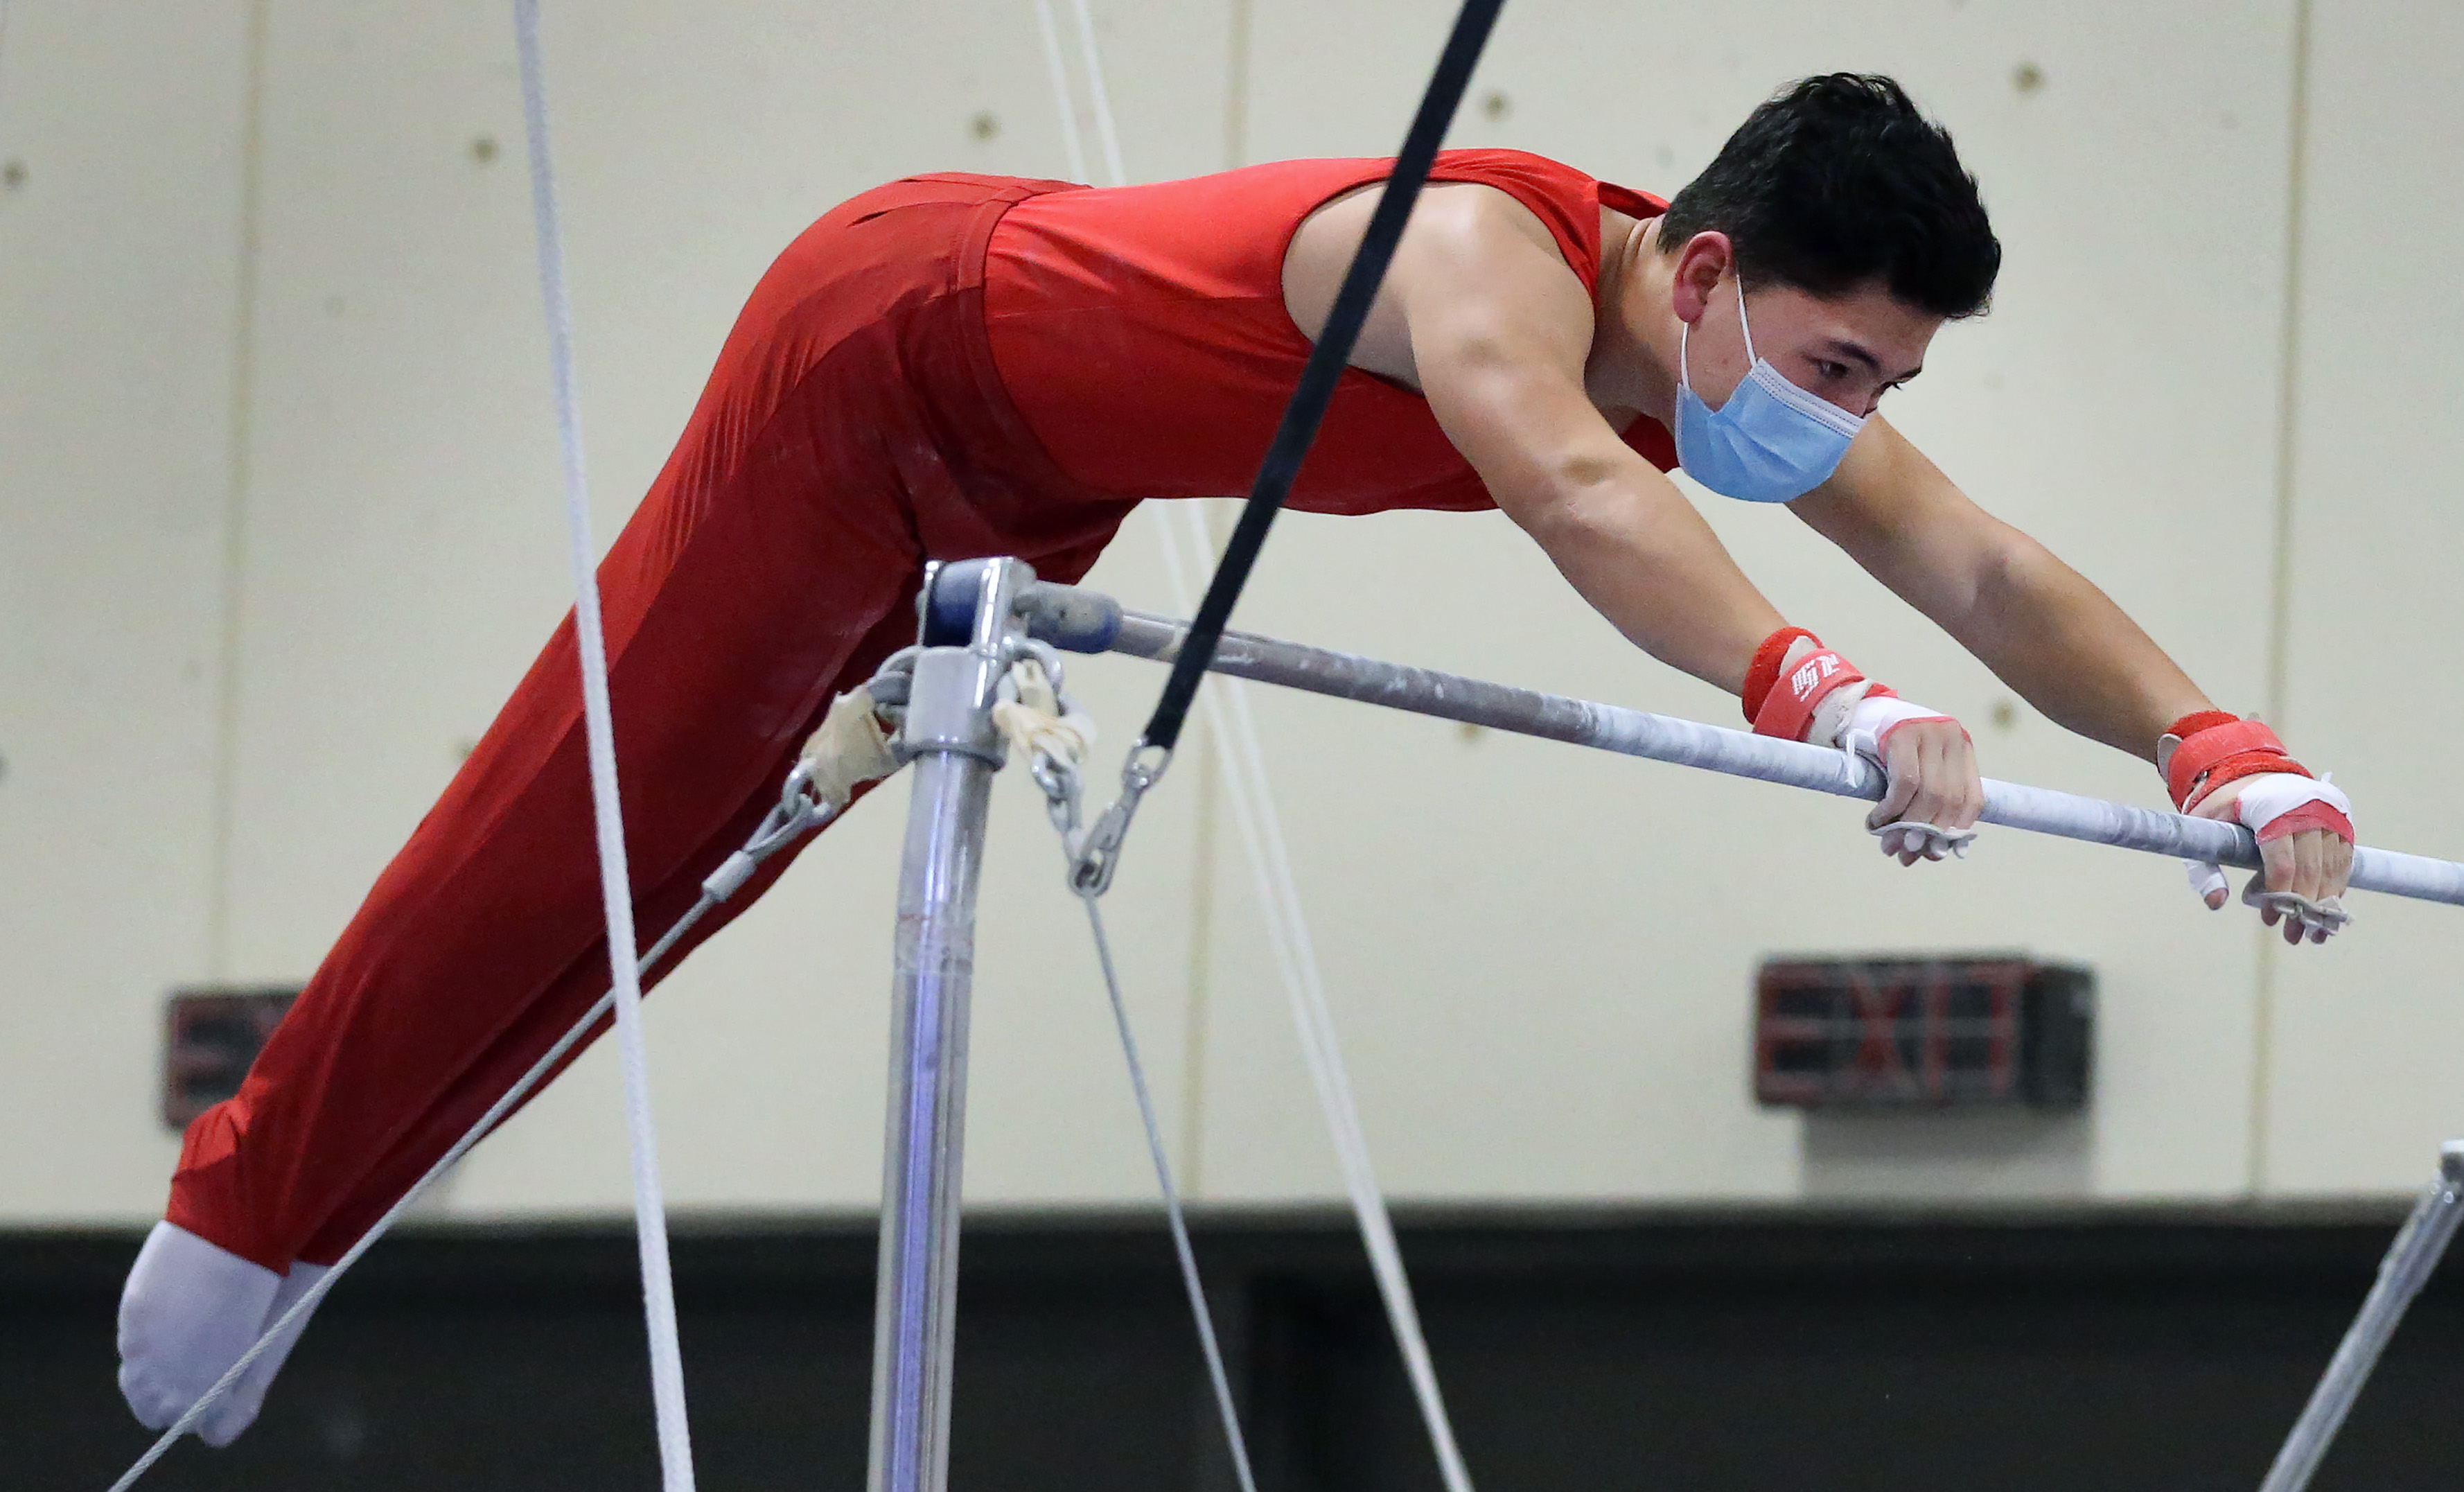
top-left (1106, 609), bottom-right (2464, 907)
top-left (866, 560), bottom-right (1026, 1492)
top-left (2259, 1143), bottom-right (2464, 1492)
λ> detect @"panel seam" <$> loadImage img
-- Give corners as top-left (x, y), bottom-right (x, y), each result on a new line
top-left (2250, 0), bottom-right (2314, 1200)
top-left (205, 0), bottom-right (271, 981)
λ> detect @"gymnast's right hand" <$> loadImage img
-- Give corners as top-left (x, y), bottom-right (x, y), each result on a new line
top-left (1743, 625), bottom-right (1981, 863)
top-left (118, 1220), bottom-right (329, 1446)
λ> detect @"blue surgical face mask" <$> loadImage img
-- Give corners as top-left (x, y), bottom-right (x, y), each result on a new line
top-left (1672, 277), bottom-right (1868, 502)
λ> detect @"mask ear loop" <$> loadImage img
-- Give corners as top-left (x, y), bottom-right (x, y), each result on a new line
top-left (1733, 272), bottom-right (1759, 366)
top-left (1679, 264), bottom-right (1754, 400)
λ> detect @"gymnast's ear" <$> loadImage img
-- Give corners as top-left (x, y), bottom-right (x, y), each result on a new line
top-left (1665, 230), bottom-right (1735, 325)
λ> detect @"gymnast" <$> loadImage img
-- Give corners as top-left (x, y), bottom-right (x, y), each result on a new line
top-left (118, 72), bottom-right (2356, 1442)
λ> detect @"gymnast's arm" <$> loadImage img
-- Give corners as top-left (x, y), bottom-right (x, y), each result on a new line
top-left (1788, 419), bottom-right (2206, 762)
top-left (1380, 191), bottom-right (1788, 694)
top-left (1792, 420), bottom-right (2357, 922)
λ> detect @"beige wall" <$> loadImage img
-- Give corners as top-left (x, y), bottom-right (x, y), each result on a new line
top-left (0, 0), bottom-right (2450, 1227)
top-left (2264, 0), bottom-right (2464, 1193)
top-left (0, 2), bottom-right (256, 1220)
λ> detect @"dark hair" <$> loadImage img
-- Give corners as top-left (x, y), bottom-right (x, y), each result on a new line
top-left (1657, 74), bottom-right (2000, 319)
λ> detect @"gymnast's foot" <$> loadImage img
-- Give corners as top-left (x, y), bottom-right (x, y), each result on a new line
top-left (118, 1221), bottom-right (329, 1446)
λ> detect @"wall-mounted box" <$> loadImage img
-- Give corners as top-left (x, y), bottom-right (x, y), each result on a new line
top-left (1754, 956), bottom-right (2093, 1111)
top-left (162, 988), bottom-right (299, 1130)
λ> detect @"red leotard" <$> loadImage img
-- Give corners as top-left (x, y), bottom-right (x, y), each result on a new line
top-left (170, 150), bottom-right (1668, 1270)
top-left (985, 149), bottom-right (1674, 509)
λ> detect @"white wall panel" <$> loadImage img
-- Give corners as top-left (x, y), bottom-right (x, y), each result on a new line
top-left (0, 2), bottom-right (252, 1218)
top-left (2264, 0), bottom-right (2464, 1195)
top-left (1197, 0), bottom-right (2299, 1202)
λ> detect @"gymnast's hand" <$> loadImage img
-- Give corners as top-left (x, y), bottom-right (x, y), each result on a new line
top-left (1741, 626), bottom-right (1980, 863)
top-left (2190, 782), bottom-right (2355, 942)
top-left (2161, 711), bottom-right (2354, 943)
top-left (1863, 712), bottom-right (1984, 866)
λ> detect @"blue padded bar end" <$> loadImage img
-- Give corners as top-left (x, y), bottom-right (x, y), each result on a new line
top-left (919, 558), bottom-right (1004, 647)
top-left (919, 561), bottom-right (1118, 652)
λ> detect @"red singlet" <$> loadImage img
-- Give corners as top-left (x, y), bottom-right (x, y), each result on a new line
top-left (167, 150), bottom-right (1674, 1273)
top-left (984, 148), bottom-right (1674, 514)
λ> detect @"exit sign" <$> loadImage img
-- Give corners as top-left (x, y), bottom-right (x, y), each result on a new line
top-left (1753, 956), bottom-right (2091, 1110)
top-left (162, 987), bottom-right (298, 1130)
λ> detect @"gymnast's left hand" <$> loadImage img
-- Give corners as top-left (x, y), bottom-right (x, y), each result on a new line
top-left (2185, 775), bottom-right (2355, 944)
top-left (1856, 708), bottom-right (1983, 865)
top-left (2161, 712), bottom-right (2355, 944)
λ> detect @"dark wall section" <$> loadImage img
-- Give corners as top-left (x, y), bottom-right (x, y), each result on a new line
top-left (12, 1207), bottom-right (2464, 1491)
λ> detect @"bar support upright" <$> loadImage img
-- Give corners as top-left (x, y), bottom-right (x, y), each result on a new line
top-left (865, 558), bottom-right (1029, 1492)
top-left (2259, 1141), bottom-right (2464, 1492)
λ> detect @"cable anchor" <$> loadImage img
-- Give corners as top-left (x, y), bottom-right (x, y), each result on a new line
top-left (701, 761), bottom-right (835, 903)
top-left (1068, 740), bottom-right (1171, 897)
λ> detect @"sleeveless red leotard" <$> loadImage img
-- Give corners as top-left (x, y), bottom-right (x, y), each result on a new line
top-left (983, 148), bottom-right (1674, 511)
top-left (168, 150), bottom-right (1669, 1271)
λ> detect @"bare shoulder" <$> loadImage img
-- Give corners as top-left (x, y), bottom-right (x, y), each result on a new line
top-left (1410, 180), bottom-right (1568, 256)
top-left (1284, 181), bottom-right (1588, 383)
top-left (1286, 182), bottom-right (1569, 301)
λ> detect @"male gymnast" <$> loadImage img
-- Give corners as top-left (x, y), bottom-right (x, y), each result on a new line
top-left (120, 73), bottom-right (2356, 1441)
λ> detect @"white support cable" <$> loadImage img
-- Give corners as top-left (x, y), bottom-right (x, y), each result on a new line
top-left (511, 4), bottom-right (696, 1488)
top-left (1037, 3), bottom-right (1477, 1479)
top-left (1062, 0), bottom-right (1127, 188)
top-left (1028, 0), bottom-right (1089, 184)
top-left (1152, 508), bottom-right (1477, 1492)
top-left (1018, 21), bottom-right (1272, 1485)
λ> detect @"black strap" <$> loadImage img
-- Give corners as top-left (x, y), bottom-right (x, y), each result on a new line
top-left (1137, 0), bottom-right (1508, 753)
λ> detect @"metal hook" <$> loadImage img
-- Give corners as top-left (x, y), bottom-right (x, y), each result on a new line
top-left (1068, 741), bottom-right (1172, 897)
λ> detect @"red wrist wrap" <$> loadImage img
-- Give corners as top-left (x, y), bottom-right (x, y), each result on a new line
top-left (2164, 715), bottom-right (2314, 809)
top-left (1752, 649), bottom-right (1867, 742)
top-left (1741, 627), bottom-right (1819, 723)
top-left (2165, 710), bottom-right (2239, 741)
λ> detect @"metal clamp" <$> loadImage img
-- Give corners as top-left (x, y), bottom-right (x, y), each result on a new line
top-left (898, 650), bottom-right (1007, 765)
top-left (894, 558), bottom-right (1037, 766)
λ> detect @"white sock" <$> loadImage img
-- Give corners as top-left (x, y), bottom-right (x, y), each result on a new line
top-left (118, 1221), bottom-right (326, 1446)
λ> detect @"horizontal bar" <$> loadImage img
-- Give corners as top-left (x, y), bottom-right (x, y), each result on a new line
top-left (1108, 609), bottom-right (2464, 909)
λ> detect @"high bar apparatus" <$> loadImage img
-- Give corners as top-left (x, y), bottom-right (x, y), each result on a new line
top-left (866, 558), bottom-right (2464, 1492)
